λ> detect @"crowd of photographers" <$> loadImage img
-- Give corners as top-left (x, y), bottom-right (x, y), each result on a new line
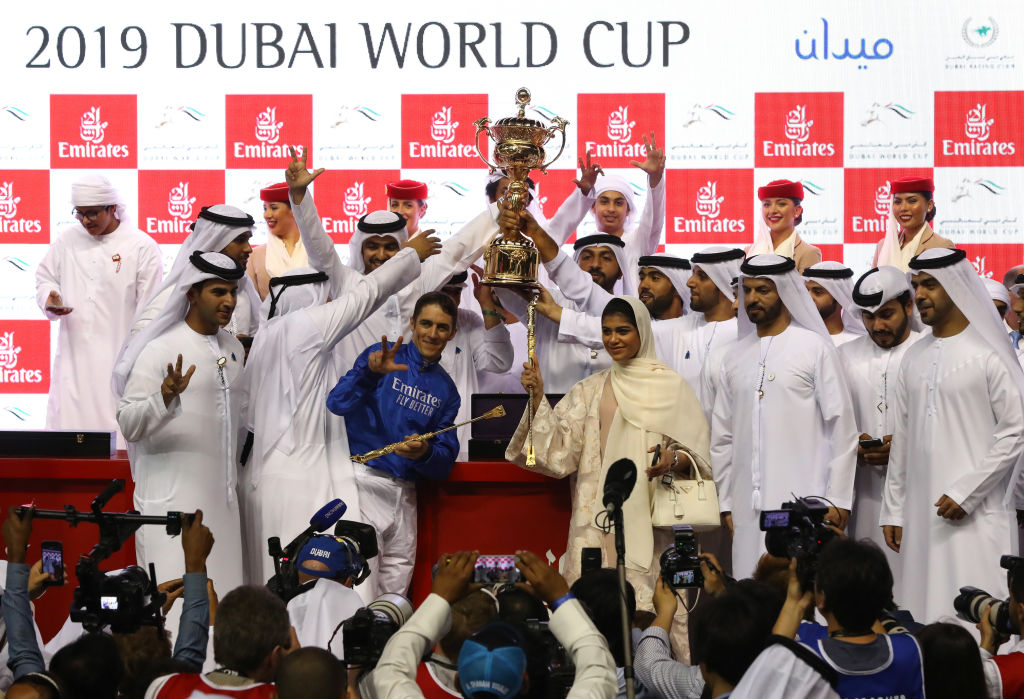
top-left (5, 497), bottom-right (1024, 699)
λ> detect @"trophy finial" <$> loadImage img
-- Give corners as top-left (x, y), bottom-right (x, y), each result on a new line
top-left (515, 87), bottom-right (531, 117)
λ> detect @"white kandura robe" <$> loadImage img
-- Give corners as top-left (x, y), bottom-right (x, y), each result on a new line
top-left (711, 325), bottom-right (859, 577)
top-left (830, 329), bottom-right (861, 347)
top-left (35, 223), bottom-right (162, 448)
top-left (477, 321), bottom-right (528, 395)
top-left (880, 329), bottom-right (1024, 624)
top-left (505, 371), bottom-right (690, 656)
top-left (837, 331), bottom-right (922, 592)
top-left (117, 323), bottom-right (246, 596)
top-left (241, 250), bottom-right (421, 588)
top-left (438, 308), bottom-right (514, 461)
top-left (287, 579), bottom-right (365, 658)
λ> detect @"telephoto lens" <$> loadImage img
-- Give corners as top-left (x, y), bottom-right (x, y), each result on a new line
top-left (953, 586), bottom-right (1015, 635)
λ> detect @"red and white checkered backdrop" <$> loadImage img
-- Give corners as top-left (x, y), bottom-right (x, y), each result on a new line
top-left (2, 1), bottom-right (1023, 428)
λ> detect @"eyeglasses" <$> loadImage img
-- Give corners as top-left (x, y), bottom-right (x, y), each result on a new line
top-left (72, 207), bottom-right (108, 221)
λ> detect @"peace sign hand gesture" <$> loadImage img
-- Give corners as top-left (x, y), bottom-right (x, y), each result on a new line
top-left (285, 146), bottom-right (325, 204)
top-left (162, 354), bottom-right (196, 408)
top-left (368, 336), bottom-right (410, 375)
top-left (629, 132), bottom-right (666, 188)
top-left (573, 151), bottom-right (604, 195)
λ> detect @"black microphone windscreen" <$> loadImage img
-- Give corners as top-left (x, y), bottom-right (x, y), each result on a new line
top-left (309, 499), bottom-right (347, 531)
top-left (603, 458), bottom-right (637, 508)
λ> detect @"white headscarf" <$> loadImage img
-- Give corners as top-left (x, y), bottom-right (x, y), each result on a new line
top-left (984, 277), bottom-right (1012, 308)
top-left (877, 212), bottom-right (935, 272)
top-left (573, 234), bottom-right (631, 295)
top-left (908, 248), bottom-right (1024, 508)
top-left (802, 261), bottom-right (867, 336)
top-left (71, 173), bottom-right (128, 225)
top-left (594, 295), bottom-right (711, 572)
top-left (591, 174), bottom-right (638, 231)
top-left (748, 217), bottom-right (798, 259)
top-left (245, 267), bottom-right (331, 467)
top-left (691, 246), bottom-right (744, 302)
top-left (347, 210), bottom-right (409, 273)
top-left (850, 265), bottom-right (923, 333)
top-left (112, 252), bottom-right (243, 398)
top-left (138, 205), bottom-right (261, 332)
top-left (738, 255), bottom-right (831, 341)
top-left (637, 255), bottom-right (692, 312)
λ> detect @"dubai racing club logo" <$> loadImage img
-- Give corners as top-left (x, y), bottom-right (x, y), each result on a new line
top-left (607, 106), bottom-right (636, 143)
top-left (342, 182), bottom-right (372, 218)
top-left (951, 177), bottom-right (1006, 202)
top-left (860, 102), bottom-right (914, 127)
top-left (784, 105), bottom-right (813, 142)
top-left (255, 107), bottom-right (284, 144)
top-left (695, 181), bottom-right (724, 219)
top-left (0, 182), bottom-right (21, 219)
top-left (964, 104), bottom-right (994, 141)
top-left (79, 107), bottom-right (107, 144)
top-left (167, 182), bottom-right (197, 220)
top-left (962, 18), bottom-right (998, 49)
top-left (874, 181), bottom-right (892, 216)
top-left (430, 107), bottom-right (459, 145)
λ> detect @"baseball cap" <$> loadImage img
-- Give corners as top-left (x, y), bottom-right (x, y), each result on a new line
top-left (457, 622), bottom-right (528, 698)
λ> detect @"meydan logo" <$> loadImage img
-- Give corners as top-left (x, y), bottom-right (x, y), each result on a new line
top-left (965, 104), bottom-right (994, 142)
top-left (79, 107), bottom-right (107, 144)
top-left (255, 107), bottom-right (284, 144)
top-left (784, 105), bottom-right (813, 143)
top-left (874, 181), bottom-right (892, 216)
top-left (167, 182), bottom-right (197, 220)
top-left (607, 106), bottom-right (636, 143)
top-left (0, 182), bottom-right (21, 220)
top-left (0, 332), bottom-right (20, 370)
top-left (695, 181), bottom-right (724, 219)
top-left (343, 182), bottom-right (371, 218)
top-left (430, 106), bottom-right (459, 144)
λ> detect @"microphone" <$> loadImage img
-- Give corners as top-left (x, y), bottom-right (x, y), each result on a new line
top-left (309, 499), bottom-right (347, 532)
top-left (603, 459), bottom-right (637, 513)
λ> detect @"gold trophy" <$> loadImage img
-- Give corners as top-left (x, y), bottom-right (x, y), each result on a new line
top-left (473, 88), bottom-right (568, 466)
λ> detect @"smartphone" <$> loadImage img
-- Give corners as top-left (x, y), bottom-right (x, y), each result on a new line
top-left (859, 437), bottom-right (884, 449)
top-left (581, 547), bottom-right (602, 575)
top-left (45, 305), bottom-right (73, 315)
top-left (40, 541), bottom-right (64, 585)
top-left (472, 555), bottom-right (523, 584)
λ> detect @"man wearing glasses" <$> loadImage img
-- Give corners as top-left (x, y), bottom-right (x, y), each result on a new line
top-left (35, 174), bottom-right (163, 448)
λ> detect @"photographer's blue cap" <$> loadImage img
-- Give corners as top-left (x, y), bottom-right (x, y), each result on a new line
top-left (297, 535), bottom-right (362, 578)
top-left (457, 622), bottom-right (527, 698)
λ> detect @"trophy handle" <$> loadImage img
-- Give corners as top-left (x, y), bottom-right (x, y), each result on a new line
top-left (538, 116), bottom-right (569, 173)
top-left (473, 117), bottom-right (501, 171)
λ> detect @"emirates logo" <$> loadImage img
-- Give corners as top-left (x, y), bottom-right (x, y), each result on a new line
top-left (695, 181), bottom-right (724, 219)
top-left (783, 105), bottom-right (813, 143)
top-left (0, 332), bottom-right (22, 370)
top-left (79, 107), bottom-right (107, 144)
top-left (167, 182), bottom-right (197, 220)
top-left (0, 182), bottom-right (21, 220)
top-left (606, 106), bottom-right (636, 143)
top-left (429, 106), bottom-right (459, 144)
top-left (874, 181), bottom-right (892, 216)
top-left (255, 107), bottom-right (284, 144)
top-left (342, 181), bottom-right (371, 218)
top-left (964, 104), bottom-right (994, 142)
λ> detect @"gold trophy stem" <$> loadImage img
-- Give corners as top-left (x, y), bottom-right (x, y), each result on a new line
top-left (526, 294), bottom-right (539, 467)
top-left (351, 406), bottom-right (507, 465)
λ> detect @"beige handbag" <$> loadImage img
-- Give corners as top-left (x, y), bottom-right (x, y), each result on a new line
top-left (650, 449), bottom-right (721, 530)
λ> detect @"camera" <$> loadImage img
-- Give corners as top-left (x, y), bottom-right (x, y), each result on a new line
top-left (339, 593), bottom-right (413, 667)
top-left (660, 524), bottom-right (704, 589)
top-left (525, 619), bottom-right (575, 698)
top-left (760, 497), bottom-right (836, 588)
top-left (952, 555), bottom-right (1024, 636)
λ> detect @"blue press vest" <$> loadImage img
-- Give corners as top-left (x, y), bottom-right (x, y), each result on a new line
top-left (809, 634), bottom-right (925, 699)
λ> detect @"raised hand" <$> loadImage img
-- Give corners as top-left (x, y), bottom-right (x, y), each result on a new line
top-left (285, 146), bottom-right (325, 204)
top-left (432, 551), bottom-right (479, 604)
top-left (162, 354), bottom-right (196, 408)
top-left (629, 132), bottom-right (666, 188)
top-left (404, 230), bottom-right (442, 261)
top-left (368, 336), bottom-right (410, 374)
top-left (515, 550), bottom-right (569, 605)
top-left (573, 151), bottom-right (604, 195)
top-left (181, 509), bottom-right (214, 574)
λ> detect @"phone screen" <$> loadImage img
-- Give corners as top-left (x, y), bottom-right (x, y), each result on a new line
top-left (41, 541), bottom-right (64, 585)
top-left (473, 555), bottom-right (522, 584)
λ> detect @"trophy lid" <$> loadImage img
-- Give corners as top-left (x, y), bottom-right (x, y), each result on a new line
top-left (494, 87), bottom-right (544, 129)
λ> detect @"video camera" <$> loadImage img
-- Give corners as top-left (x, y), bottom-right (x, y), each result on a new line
top-left (266, 499), bottom-right (378, 603)
top-left (15, 479), bottom-right (190, 633)
top-left (760, 496), bottom-right (837, 589)
top-left (525, 619), bottom-right (576, 698)
top-left (953, 555), bottom-right (1024, 635)
top-left (660, 524), bottom-right (704, 589)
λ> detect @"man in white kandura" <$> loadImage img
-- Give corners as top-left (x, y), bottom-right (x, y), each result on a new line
top-left (802, 261), bottom-right (867, 347)
top-left (35, 175), bottom-right (162, 448)
top-left (241, 229), bottom-right (440, 587)
top-left (838, 266), bottom-right (924, 592)
top-left (113, 252), bottom-right (248, 599)
top-left (132, 206), bottom-right (262, 337)
top-left (880, 247), bottom-right (1024, 624)
top-left (711, 254), bottom-right (858, 577)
